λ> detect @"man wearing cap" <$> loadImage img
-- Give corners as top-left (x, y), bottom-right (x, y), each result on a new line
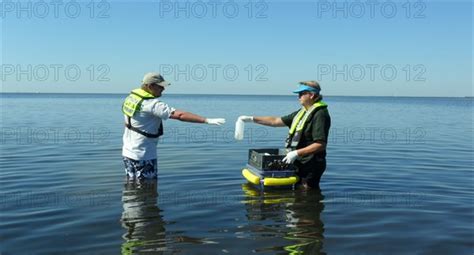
top-left (238, 81), bottom-right (331, 190)
top-left (122, 72), bottom-right (226, 180)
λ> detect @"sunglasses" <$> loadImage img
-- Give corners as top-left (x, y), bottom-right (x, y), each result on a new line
top-left (298, 91), bottom-right (311, 98)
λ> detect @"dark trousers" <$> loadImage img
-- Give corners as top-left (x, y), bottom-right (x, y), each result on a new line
top-left (295, 158), bottom-right (326, 189)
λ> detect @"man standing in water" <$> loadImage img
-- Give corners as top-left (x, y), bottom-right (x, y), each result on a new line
top-left (238, 81), bottom-right (331, 190)
top-left (122, 72), bottom-right (226, 180)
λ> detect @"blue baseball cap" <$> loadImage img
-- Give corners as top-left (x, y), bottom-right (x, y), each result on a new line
top-left (292, 84), bottom-right (321, 94)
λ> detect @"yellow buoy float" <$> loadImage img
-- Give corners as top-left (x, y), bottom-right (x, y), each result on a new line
top-left (242, 148), bottom-right (299, 189)
top-left (242, 168), bottom-right (299, 187)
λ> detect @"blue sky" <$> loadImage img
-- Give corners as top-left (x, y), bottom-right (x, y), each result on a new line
top-left (1, 0), bottom-right (472, 96)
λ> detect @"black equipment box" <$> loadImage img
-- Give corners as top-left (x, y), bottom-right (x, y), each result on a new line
top-left (248, 148), bottom-right (296, 171)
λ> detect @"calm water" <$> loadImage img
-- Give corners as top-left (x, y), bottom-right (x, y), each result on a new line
top-left (0, 93), bottom-right (472, 254)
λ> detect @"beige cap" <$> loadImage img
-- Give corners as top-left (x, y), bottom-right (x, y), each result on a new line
top-left (142, 72), bottom-right (171, 87)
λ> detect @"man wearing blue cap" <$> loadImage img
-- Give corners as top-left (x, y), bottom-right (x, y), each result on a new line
top-left (238, 81), bottom-right (331, 190)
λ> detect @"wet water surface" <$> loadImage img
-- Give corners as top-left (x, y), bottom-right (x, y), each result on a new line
top-left (1, 94), bottom-right (472, 254)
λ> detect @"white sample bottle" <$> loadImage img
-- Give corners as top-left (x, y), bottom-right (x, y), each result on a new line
top-left (234, 119), bottom-right (245, 140)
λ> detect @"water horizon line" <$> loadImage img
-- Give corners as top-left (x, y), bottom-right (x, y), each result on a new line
top-left (0, 92), bottom-right (472, 99)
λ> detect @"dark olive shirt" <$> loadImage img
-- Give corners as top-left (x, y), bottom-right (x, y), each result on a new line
top-left (281, 107), bottom-right (331, 163)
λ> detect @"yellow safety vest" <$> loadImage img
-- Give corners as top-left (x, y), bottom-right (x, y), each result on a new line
top-left (122, 88), bottom-right (163, 138)
top-left (122, 88), bottom-right (156, 117)
top-left (285, 101), bottom-right (328, 149)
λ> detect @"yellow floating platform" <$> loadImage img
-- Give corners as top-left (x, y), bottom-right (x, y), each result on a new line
top-left (242, 168), bottom-right (299, 187)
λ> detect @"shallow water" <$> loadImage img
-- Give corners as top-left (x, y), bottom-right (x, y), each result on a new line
top-left (0, 93), bottom-right (473, 254)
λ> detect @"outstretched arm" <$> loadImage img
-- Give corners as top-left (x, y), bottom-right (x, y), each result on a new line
top-left (171, 110), bottom-right (225, 125)
top-left (254, 116), bottom-right (286, 127)
top-left (239, 116), bottom-right (286, 127)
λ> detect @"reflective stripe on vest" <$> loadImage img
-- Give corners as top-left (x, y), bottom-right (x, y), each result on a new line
top-left (122, 88), bottom-right (163, 138)
top-left (285, 101), bottom-right (328, 149)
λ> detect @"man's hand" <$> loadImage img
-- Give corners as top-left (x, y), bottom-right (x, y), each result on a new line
top-left (282, 150), bottom-right (299, 164)
top-left (238, 116), bottom-right (254, 122)
top-left (205, 118), bottom-right (226, 126)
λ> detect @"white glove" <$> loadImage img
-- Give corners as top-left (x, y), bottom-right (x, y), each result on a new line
top-left (238, 116), bottom-right (254, 122)
top-left (205, 118), bottom-right (226, 126)
top-left (282, 150), bottom-right (299, 164)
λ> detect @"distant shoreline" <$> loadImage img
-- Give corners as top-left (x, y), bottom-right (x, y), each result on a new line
top-left (0, 92), bottom-right (472, 99)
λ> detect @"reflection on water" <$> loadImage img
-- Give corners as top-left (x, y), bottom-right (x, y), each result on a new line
top-left (121, 179), bottom-right (216, 254)
top-left (242, 184), bottom-right (326, 254)
top-left (120, 180), bottom-right (326, 254)
top-left (121, 179), bottom-right (166, 254)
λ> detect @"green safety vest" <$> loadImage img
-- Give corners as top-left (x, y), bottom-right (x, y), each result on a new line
top-left (285, 101), bottom-right (328, 149)
top-left (122, 88), bottom-right (163, 138)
